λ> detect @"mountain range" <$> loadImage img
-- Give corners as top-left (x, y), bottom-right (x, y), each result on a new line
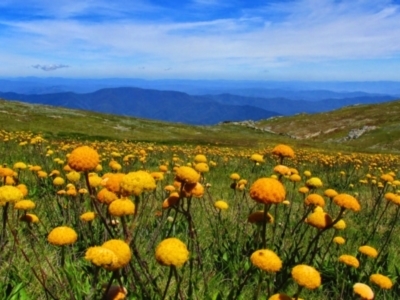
top-left (0, 77), bottom-right (399, 125)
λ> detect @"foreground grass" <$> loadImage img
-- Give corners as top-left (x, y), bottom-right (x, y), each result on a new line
top-left (1, 130), bottom-right (400, 299)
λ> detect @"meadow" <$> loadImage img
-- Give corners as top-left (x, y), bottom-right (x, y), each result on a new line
top-left (0, 129), bottom-right (399, 300)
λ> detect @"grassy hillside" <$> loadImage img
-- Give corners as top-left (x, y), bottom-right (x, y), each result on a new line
top-left (255, 100), bottom-right (400, 153)
top-left (0, 99), bottom-right (289, 148)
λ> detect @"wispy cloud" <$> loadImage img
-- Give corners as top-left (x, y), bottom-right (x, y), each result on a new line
top-left (32, 64), bottom-right (69, 71)
top-left (1, 0), bottom-right (400, 80)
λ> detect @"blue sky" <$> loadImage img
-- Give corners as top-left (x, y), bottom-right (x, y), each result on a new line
top-left (1, 0), bottom-right (400, 80)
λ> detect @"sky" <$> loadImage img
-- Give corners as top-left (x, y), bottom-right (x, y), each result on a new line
top-left (1, 0), bottom-right (400, 81)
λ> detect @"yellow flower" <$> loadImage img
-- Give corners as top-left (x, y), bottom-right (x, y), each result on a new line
top-left (214, 200), bottom-right (228, 210)
top-left (108, 198), bottom-right (135, 217)
top-left (370, 274), bottom-right (393, 289)
top-left (102, 173), bottom-right (125, 193)
top-left (303, 170), bottom-right (312, 177)
top-left (298, 186), bottom-right (309, 194)
top-left (155, 238), bottom-right (189, 267)
top-left (195, 162), bottom-right (209, 173)
top-left (194, 154), bottom-right (207, 163)
top-left (268, 294), bottom-right (291, 300)
top-left (306, 211), bottom-right (332, 229)
top-left (0, 185), bottom-right (24, 205)
top-left (353, 283), bottom-right (374, 300)
top-left (358, 245), bottom-right (378, 258)
top-left (14, 200), bottom-right (36, 211)
top-left (97, 188), bottom-right (118, 205)
top-left (104, 286), bottom-right (128, 300)
top-left (272, 144), bottom-right (295, 159)
top-left (250, 154), bottom-right (264, 163)
top-left (162, 192), bottom-right (180, 209)
top-left (289, 174), bottom-right (301, 182)
top-left (20, 213), bottom-right (39, 223)
top-left (333, 194), bottom-right (361, 212)
top-left (273, 165), bottom-right (291, 176)
top-left (68, 146), bottom-right (100, 172)
top-left (333, 219), bottom-right (346, 230)
top-left (66, 171), bottom-right (81, 183)
top-left (324, 188), bottom-right (338, 198)
top-left (230, 173), bottom-right (240, 181)
top-left (80, 212), bottom-right (96, 222)
top-left (250, 249), bottom-right (282, 273)
top-left (85, 246), bottom-right (119, 269)
top-left (53, 176), bottom-right (65, 186)
top-left (174, 166), bottom-right (200, 184)
top-left (101, 239), bottom-right (132, 270)
top-left (16, 184), bottom-right (28, 197)
top-left (120, 171), bottom-right (156, 196)
top-left (48, 226), bottom-right (78, 246)
top-left (338, 254), bottom-right (359, 268)
top-left (305, 177), bottom-right (323, 189)
top-left (249, 178), bottom-right (286, 205)
top-left (13, 162), bottom-right (27, 170)
top-left (291, 264), bottom-right (321, 290)
top-left (305, 194), bottom-right (325, 207)
top-left (333, 236), bottom-right (345, 245)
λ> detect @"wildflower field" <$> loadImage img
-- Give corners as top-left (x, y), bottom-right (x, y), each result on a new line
top-left (1, 129), bottom-right (400, 300)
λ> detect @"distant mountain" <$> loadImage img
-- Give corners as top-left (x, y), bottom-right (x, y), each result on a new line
top-left (0, 87), bottom-right (279, 125)
top-left (1, 77), bottom-right (400, 97)
top-left (207, 94), bottom-right (398, 115)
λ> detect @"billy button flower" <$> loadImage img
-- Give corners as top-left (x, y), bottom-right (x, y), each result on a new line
top-left (272, 144), bottom-right (295, 164)
top-left (101, 239), bottom-right (132, 271)
top-left (305, 177), bottom-right (323, 190)
top-left (333, 236), bottom-right (346, 245)
top-left (108, 198), bottom-right (135, 217)
top-left (248, 211), bottom-right (274, 224)
top-left (20, 213), bottom-right (39, 224)
top-left (353, 283), bottom-right (374, 300)
top-left (102, 173), bottom-right (125, 194)
top-left (97, 188), bottom-right (118, 205)
top-left (214, 200), bottom-right (228, 211)
top-left (162, 192), bottom-right (180, 209)
top-left (120, 171), bottom-right (156, 197)
top-left (85, 246), bottom-right (119, 269)
top-left (14, 199), bottom-right (36, 211)
top-left (358, 245), bottom-right (378, 259)
top-left (174, 166), bottom-right (200, 185)
top-left (48, 226), bottom-right (78, 266)
top-left (291, 264), bottom-right (321, 298)
top-left (304, 193), bottom-right (325, 208)
top-left (305, 211), bottom-right (333, 230)
top-left (370, 274), bottom-right (393, 290)
top-left (333, 193), bottom-right (361, 212)
top-left (67, 146), bottom-right (100, 172)
top-left (338, 254), bottom-right (360, 268)
top-left (250, 249), bottom-right (282, 273)
top-left (194, 154), bottom-right (207, 163)
top-left (80, 211), bottom-right (96, 222)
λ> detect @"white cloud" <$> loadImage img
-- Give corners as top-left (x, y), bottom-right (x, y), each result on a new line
top-left (1, 0), bottom-right (400, 79)
top-left (32, 64), bottom-right (69, 71)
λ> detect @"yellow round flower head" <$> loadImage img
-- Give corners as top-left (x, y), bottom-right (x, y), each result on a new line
top-left (230, 173), bottom-right (240, 181)
top-left (333, 219), bottom-right (346, 230)
top-left (272, 144), bottom-right (295, 159)
top-left (250, 153), bottom-right (264, 163)
top-left (14, 200), bottom-right (36, 211)
top-left (305, 194), bottom-right (325, 207)
top-left (174, 166), bottom-right (200, 184)
top-left (214, 200), bottom-right (229, 210)
top-left (289, 174), bottom-right (301, 182)
top-left (306, 211), bottom-right (332, 229)
top-left (353, 283), bottom-right (374, 300)
top-left (268, 294), bottom-right (291, 300)
top-left (13, 162), bottom-right (27, 170)
top-left (48, 226), bottom-right (78, 246)
top-left (162, 192), bottom-right (180, 209)
top-left (0, 185), bottom-right (24, 205)
top-left (97, 188), bottom-right (118, 205)
top-left (20, 213), bottom-right (39, 223)
top-left (85, 246), bottom-right (118, 269)
top-left (53, 176), bottom-right (65, 186)
top-left (16, 184), bottom-right (28, 197)
top-left (155, 238), bottom-right (189, 267)
top-left (333, 194), bottom-right (361, 212)
top-left (66, 171), bottom-right (81, 183)
top-left (273, 165), bottom-right (291, 176)
top-left (108, 198), bottom-right (135, 217)
top-left (194, 162), bottom-right (209, 173)
top-left (101, 239), bottom-right (132, 270)
top-left (333, 236), bottom-right (345, 245)
top-left (80, 211), bottom-right (96, 222)
top-left (338, 254), bottom-right (359, 268)
top-left (358, 245), bottom-right (378, 258)
top-left (250, 178), bottom-right (286, 205)
top-left (120, 171), bottom-right (156, 196)
top-left (250, 249), bottom-right (282, 273)
top-left (324, 188), bottom-right (338, 198)
top-left (102, 173), bottom-right (125, 193)
top-left (194, 154), bottom-right (207, 163)
top-left (306, 177), bottom-right (323, 189)
top-left (291, 264), bottom-right (321, 290)
top-left (303, 170), bottom-right (312, 177)
top-left (298, 186), bottom-right (309, 194)
top-left (370, 274), bottom-right (393, 289)
top-left (68, 146), bottom-right (100, 172)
